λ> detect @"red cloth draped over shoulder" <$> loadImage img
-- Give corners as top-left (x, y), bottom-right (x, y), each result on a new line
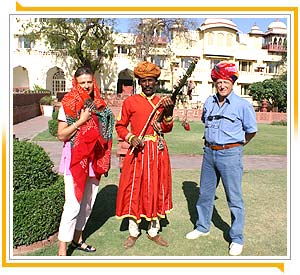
top-left (61, 77), bottom-right (112, 202)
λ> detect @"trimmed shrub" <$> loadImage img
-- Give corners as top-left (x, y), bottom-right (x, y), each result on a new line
top-left (48, 119), bottom-right (58, 137)
top-left (13, 140), bottom-right (58, 192)
top-left (39, 95), bottom-right (53, 105)
top-left (271, 120), bottom-right (287, 126)
top-left (48, 109), bottom-right (58, 137)
top-left (13, 177), bottom-right (64, 247)
top-left (52, 109), bottom-right (59, 120)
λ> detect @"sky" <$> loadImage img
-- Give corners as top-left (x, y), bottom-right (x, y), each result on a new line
top-left (115, 17), bottom-right (288, 34)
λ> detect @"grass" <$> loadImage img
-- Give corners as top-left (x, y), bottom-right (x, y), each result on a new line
top-left (165, 121), bottom-right (287, 155)
top-left (32, 130), bottom-right (59, 141)
top-left (33, 121), bottom-right (287, 155)
top-left (24, 120), bottom-right (287, 257)
top-left (23, 168), bottom-right (287, 257)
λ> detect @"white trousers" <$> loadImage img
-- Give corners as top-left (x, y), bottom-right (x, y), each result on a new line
top-left (129, 218), bottom-right (160, 238)
top-left (58, 173), bottom-right (100, 242)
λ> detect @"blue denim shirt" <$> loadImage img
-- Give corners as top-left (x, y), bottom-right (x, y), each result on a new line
top-left (201, 91), bottom-right (257, 145)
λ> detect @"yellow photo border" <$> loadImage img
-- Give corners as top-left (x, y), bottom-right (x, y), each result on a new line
top-left (3, 2), bottom-right (297, 272)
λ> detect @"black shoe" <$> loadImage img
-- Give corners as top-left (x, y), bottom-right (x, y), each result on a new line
top-left (71, 240), bottom-right (96, 252)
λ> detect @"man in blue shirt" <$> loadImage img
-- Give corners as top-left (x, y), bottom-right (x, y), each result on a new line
top-left (185, 61), bottom-right (257, 256)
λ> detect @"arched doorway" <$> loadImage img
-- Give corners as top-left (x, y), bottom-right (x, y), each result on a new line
top-left (117, 68), bottom-right (135, 95)
top-left (46, 67), bottom-right (66, 97)
top-left (13, 66), bottom-right (29, 92)
top-left (52, 69), bottom-right (66, 95)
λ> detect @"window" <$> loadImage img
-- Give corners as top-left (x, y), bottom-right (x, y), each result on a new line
top-left (52, 70), bottom-right (66, 94)
top-left (157, 80), bottom-right (166, 89)
top-left (241, 84), bottom-right (250, 96)
top-left (210, 59), bottom-right (222, 69)
top-left (181, 57), bottom-right (192, 69)
top-left (267, 62), bottom-right (279, 74)
top-left (208, 32), bottom-right (214, 45)
top-left (18, 36), bottom-right (33, 49)
top-left (239, 61), bottom-right (253, 72)
top-left (117, 45), bottom-right (128, 54)
top-left (217, 33), bottom-right (224, 47)
top-left (152, 56), bottom-right (165, 68)
top-left (226, 34), bottom-right (233, 47)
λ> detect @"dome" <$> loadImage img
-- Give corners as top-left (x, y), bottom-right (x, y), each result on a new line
top-left (199, 18), bottom-right (238, 32)
top-left (265, 19), bottom-right (287, 34)
top-left (249, 23), bottom-right (263, 35)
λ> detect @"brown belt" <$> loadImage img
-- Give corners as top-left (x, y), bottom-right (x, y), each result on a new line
top-left (205, 142), bottom-right (242, 150)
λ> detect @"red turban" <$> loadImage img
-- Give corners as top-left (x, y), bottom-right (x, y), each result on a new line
top-left (134, 61), bottom-right (161, 79)
top-left (211, 62), bottom-right (239, 83)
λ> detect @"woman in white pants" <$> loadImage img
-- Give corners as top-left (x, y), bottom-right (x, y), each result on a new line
top-left (57, 66), bottom-right (113, 256)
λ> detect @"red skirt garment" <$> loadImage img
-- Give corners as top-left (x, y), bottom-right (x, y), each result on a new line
top-left (115, 138), bottom-right (173, 222)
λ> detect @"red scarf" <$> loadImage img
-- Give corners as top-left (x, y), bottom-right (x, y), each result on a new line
top-left (61, 77), bottom-right (112, 202)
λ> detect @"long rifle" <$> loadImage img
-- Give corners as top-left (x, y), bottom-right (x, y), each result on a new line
top-left (157, 57), bottom-right (199, 122)
top-left (129, 57), bottom-right (199, 155)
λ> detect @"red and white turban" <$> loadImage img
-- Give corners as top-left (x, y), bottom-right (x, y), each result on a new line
top-left (134, 61), bottom-right (161, 79)
top-left (211, 61), bottom-right (239, 83)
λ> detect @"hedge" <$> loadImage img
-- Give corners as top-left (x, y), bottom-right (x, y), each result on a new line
top-left (13, 140), bottom-right (64, 247)
top-left (48, 109), bottom-right (58, 137)
top-left (13, 177), bottom-right (65, 247)
top-left (13, 140), bottom-right (58, 192)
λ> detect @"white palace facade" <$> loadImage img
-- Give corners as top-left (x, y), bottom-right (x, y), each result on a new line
top-left (11, 17), bottom-right (287, 108)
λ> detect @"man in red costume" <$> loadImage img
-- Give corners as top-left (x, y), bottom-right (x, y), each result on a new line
top-left (115, 61), bottom-right (174, 248)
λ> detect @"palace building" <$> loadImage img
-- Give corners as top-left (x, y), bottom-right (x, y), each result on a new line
top-left (11, 17), bottom-right (287, 108)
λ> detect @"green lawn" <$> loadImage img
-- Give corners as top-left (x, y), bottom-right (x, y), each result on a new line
top-left (24, 120), bottom-right (287, 257)
top-left (24, 168), bottom-right (287, 257)
top-left (33, 121), bottom-right (287, 155)
top-left (165, 121), bottom-right (287, 155)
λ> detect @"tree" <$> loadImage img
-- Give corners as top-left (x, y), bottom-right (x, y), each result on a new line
top-left (249, 78), bottom-right (287, 112)
top-left (19, 18), bottom-right (115, 73)
top-left (129, 18), bottom-right (198, 61)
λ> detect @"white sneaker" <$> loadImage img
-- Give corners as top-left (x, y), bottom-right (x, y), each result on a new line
top-left (185, 229), bottom-right (210, 239)
top-left (229, 242), bottom-right (243, 256)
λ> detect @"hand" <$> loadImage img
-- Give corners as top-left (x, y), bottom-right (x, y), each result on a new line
top-left (130, 136), bottom-right (144, 149)
top-left (162, 97), bottom-right (174, 117)
top-left (162, 97), bottom-right (174, 108)
top-left (78, 108), bottom-right (92, 124)
top-left (152, 121), bottom-right (162, 133)
top-left (173, 76), bottom-right (183, 89)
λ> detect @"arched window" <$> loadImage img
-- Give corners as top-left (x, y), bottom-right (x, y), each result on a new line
top-left (52, 69), bottom-right (66, 94)
top-left (208, 32), bottom-right (214, 45)
top-left (226, 33), bottom-right (233, 47)
top-left (217, 33), bottom-right (224, 47)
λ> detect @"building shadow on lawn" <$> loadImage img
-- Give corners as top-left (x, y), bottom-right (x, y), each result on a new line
top-left (84, 184), bottom-right (118, 237)
top-left (182, 181), bottom-right (230, 243)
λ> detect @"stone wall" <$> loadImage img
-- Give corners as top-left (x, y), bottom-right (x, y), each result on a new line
top-left (255, 111), bottom-right (287, 123)
top-left (105, 94), bottom-right (287, 124)
top-left (13, 93), bottom-right (50, 124)
top-left (13, 93), bottom-right (287, 125)
top-left (110, 106), bottom-right (287, 124)
top-left (173, 109), bottom-right (287, 123)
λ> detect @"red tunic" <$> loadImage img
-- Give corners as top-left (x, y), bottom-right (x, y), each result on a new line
top-left (115, 93), bottom-right (173, 222)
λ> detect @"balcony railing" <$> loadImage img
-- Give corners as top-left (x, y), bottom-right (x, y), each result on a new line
top-left (262, 44), bottom-right (287, 53)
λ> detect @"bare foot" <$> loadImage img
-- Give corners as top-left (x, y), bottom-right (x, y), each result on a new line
top-left (58, 241), bottom-right (67, 256)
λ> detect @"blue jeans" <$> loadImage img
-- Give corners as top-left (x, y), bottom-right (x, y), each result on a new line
top-left (195, 145), bottom-right (244, 244)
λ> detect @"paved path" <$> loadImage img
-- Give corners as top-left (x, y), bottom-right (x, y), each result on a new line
top-left (13, 116), bottom-right (287, 172)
